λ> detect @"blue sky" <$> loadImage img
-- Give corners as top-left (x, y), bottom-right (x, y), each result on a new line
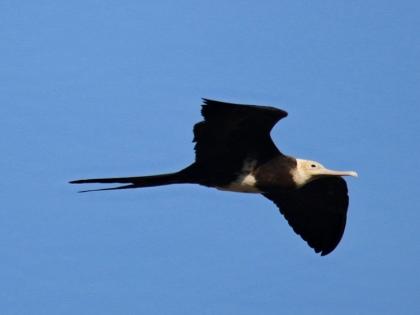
top-left (1, 1), bottom-right (419, 314)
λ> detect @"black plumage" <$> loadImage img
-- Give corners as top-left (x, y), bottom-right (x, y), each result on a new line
top-left (263, 177), bottom-right (348, 256)
top-left (70, 99), bottom-right (355, 255)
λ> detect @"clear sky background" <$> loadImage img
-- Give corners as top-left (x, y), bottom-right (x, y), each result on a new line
top-left (1, 1), bottom-right (419, 314)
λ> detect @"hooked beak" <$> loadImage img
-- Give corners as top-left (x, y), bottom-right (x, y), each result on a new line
top-left (317, 168), bottom-right (358, 178)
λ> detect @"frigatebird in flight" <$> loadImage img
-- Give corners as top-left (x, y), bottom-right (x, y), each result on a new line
top-left (70, 99), bottom-right (357, 255)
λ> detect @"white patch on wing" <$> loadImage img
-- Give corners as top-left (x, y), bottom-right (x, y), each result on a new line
top-left (216, 160), bottom-right (261, 193)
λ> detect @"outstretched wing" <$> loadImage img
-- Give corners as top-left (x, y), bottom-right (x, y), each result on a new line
top-left (263, 177), bottom-right (349, 256)
top-left (190, 99), bottom-right (287, 185)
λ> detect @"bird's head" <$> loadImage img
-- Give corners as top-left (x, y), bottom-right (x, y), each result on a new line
top-left (292, 158), bottom-right (358, 187)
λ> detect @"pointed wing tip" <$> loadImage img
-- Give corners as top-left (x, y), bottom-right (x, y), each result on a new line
top-left (305, 227), bottom-right (343, 256)
top-left (299, 234), bottom-right (339, 256)
top-left (200, 98), bottom-right (288, 119)
top-left (319, 247), bottom-right (336, 256)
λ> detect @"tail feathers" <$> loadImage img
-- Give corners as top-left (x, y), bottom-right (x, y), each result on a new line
top-left (78, 184), bottom-right (140, 193)
top-left (69, 172), bottom-right (189, 193)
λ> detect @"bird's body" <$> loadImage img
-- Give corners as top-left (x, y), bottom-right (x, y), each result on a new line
top-left (214, 156), bottom-right (296, 193)
top-left (71, 99), bottom-right (357, 255)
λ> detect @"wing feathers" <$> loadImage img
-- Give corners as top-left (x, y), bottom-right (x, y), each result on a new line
top-left (191, 99), bottom-right (288, 185)
top-left (263, 177), bottom-right (349, 256)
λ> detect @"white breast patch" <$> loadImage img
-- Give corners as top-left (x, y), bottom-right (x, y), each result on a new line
top-left (216, 160), bottom-right (261, 193)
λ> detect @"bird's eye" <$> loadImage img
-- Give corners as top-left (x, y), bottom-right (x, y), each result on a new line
top-left (311, 164), bottom-right (317, 168)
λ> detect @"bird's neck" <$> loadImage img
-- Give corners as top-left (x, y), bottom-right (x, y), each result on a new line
top-left (291, 159), bottom-right (313, 188)
top-left (254, 155), bottom-right (298, 191)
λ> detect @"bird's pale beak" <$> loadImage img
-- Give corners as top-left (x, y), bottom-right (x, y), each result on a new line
top-left (318, 168), bottom-right (358, 178)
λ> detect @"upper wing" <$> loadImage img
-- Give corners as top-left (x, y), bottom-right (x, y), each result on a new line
top-left (263, 177), bottom-right (349, 256)
top-left (191, 99), bottom-right (287, 184)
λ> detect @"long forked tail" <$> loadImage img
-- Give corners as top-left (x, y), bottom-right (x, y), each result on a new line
top-left (69, 171), bottom-right (190, 193)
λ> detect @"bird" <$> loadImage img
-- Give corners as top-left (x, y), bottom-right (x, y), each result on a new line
top-left (70, 99), bottom-right (357, 256)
